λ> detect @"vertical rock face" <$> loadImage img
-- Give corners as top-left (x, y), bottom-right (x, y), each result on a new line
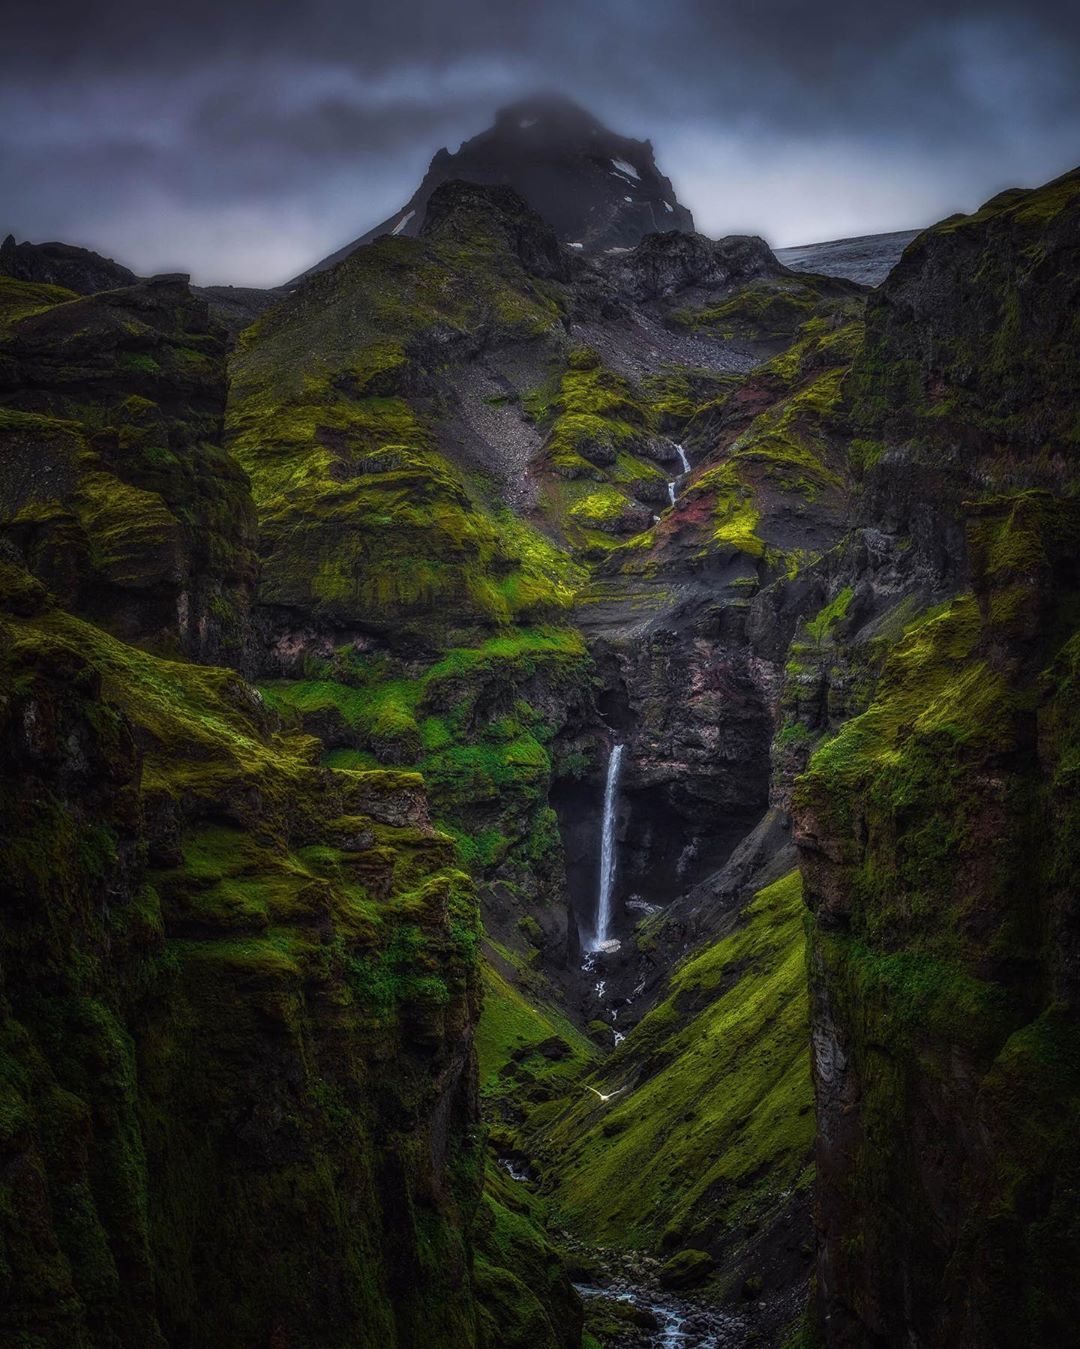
top-left (0, 269), bottom-right (495, 1347)
top-left (0, 272), bottom-right (258, 666)
top-left (794, 168), bottom-right (1080, 1348)
top-left (0, 572), bottom-right (486, 1347)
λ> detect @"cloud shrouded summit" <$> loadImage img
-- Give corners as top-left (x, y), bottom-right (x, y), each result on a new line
top-left (3, 0), bottom-right (1079, 285)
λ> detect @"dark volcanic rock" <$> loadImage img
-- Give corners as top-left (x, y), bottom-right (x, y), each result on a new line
top-left (1, 233), bottom-right (137, 293)
top-left (194, 283), bottom-right (286, 339)
top-left (603, 230), bottom-right (781, 303)
top-left (844, 165), bottom-right (1080, 594)
top-left (292, 93), bottom-right (694, 281)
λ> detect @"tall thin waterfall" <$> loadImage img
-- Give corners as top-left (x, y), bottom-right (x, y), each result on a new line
top-left (594, 743), bottom-right (624, 949)
top-left (674, 442), bottom-right (691, 475)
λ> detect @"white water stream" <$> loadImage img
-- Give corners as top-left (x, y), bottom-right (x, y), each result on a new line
top-left (575, 1281), bottom-right (744, 1348)
top-left (665, 442), bottom-right (692, 508)
top-left (593, 743), bottom-right (624, 949)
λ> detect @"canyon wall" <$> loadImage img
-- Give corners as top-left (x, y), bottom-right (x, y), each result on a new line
top-left (795, 168), bottom-right (1080, 1348)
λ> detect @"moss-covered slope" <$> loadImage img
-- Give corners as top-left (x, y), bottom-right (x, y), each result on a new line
top-left (533, 874), bottom-right (812, 1276)
top-left (227, 184), bottom-right (578, 645)
top-left (0, 253), bottom-right (581, 1348)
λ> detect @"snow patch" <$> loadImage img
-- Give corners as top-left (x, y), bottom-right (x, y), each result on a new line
top-left (390, 210), bottom-right (416, 236)
top-left (623, 195), bottom-right (633, 203)
top-left (568, 241), bottom-right (584, 249)
top-left (663, 201), bottom-right (674, 213)
top-left (611, 157), bottom-right (640, 180)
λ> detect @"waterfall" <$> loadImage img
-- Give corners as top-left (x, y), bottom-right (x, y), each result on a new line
top-left (594, 743), bottom-right (624, 949)
top-left (666, 443), bottom-right (691, 509)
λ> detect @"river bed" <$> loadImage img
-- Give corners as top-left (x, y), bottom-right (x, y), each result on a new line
top-left (575, 1277), bottom-right (749, 1348)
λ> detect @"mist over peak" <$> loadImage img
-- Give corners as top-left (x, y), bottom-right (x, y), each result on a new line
top-left (2, 2), bottom-right (1079, 284)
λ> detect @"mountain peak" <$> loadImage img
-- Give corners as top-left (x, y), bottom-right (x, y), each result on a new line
top-left (292, 95), bottom-right (694, 284)
top-left (490, 92), bottom-right (609, 139)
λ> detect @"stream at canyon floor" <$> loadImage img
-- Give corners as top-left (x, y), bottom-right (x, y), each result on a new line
top-left (575, 1276), bottom-right (750, 1348)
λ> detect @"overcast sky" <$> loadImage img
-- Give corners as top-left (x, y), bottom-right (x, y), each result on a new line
top-left (4, 0), bottom-right (1079, 285)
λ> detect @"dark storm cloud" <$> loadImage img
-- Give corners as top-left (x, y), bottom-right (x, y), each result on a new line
top-left (4, 1), bottom-right (1080, 283)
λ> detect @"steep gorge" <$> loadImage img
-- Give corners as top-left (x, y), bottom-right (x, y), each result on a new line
top-left (1, 149), bottom-right (1078, 1349)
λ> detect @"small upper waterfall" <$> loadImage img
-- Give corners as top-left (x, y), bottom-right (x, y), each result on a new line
top-left (665, 442), bottom-right (691, 509)
top-left (593, 743), bottom-right (624, 950)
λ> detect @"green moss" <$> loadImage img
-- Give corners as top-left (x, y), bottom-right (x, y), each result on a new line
top-left (0, 588), bottom-right (487, 1347)
top-left (658, 1248), bottom-right (714, 1290)
top-left (0, 274), bottom-right (80, 330)
top-left (539, 872), bottom-right (813, 1252)
top-left (226, 224), bottom-right (577, 637)
top-left (566, 485), bottom-right (636, 525)
top-left (671, 357), bottom-right (851, 576)
top-left (796, 473), bottom-right (1080, 1341)
top-left (530, 357), bottom-right (671, 556)
top-left (119, 352), bottom-right (161, 375)
top-left (475, 1163), bottom-right (582, 1349)
top-left (777, 721), bottom-right (814, 748)
top-left (805, 587), bottom-right (854, 640)
top-left (476, 962), bottom-right (597, 1099)
top-left (673, 275), bottom-right (862, 344)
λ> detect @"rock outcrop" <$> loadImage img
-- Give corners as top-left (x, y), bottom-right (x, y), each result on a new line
top-left (1, 234), bottom-right (137, 294)
top-left (0, 271), bottom-right (257, 666)
top-left (602, 230), bottom-right (780, 303)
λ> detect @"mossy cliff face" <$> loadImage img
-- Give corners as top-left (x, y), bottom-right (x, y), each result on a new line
top-left (225, 182), bottom-right (824, 979)
top-left (0, 563), bottom-right (488, 1347)
top-left (8, 155), bottom-right (1080, 1349)
top-left (0, 272), bottom-right (257, 666)
top-left (225, 193), bottom-right (604, 984)
top-left (794, 169), bottom-right (1080, 1348)
top-left (846, 166), bottom-right (1080, 576)
top-left (0, 257), bottom-right (567, 1347)
top-left (259, 626), bottom-right (598, 972)
top-left (567, 299), bottom-right (863, 960)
